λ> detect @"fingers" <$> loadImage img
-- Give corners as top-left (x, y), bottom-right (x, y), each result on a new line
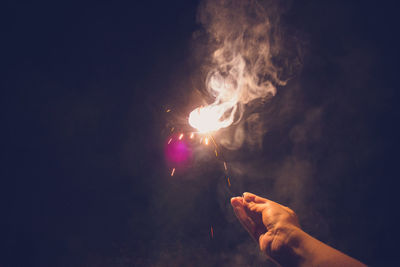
top-left (243, 192), bottom-right (269, 204)
top-left (231, 197), bottom-right (259, 242)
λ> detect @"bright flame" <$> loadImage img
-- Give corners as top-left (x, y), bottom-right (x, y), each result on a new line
top-left (188, 104), bottom-right (236, 133)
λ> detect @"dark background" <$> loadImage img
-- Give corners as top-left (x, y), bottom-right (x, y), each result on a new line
top-left (2, 0), bottom-right (399, 266)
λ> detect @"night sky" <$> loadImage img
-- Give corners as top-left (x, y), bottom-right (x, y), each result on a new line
top-left (2, 0), bottom-right (400, 266)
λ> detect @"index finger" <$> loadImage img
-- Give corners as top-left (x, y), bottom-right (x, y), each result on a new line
top-left (243, 192), bottom-right (269, 204)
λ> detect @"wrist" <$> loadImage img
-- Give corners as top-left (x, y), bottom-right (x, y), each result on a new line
top-left (268, 225), bottom-right (307, 267)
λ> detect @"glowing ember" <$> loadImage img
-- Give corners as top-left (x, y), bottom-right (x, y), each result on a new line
top-left (189, 105), bottom-right (236, 133)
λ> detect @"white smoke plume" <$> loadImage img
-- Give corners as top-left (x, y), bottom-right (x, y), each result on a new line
top-left (189, 0), bottom-right (299, 149)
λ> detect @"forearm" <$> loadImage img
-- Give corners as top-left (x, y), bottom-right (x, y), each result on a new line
top-left (274, 227), bottom-right (366, 267)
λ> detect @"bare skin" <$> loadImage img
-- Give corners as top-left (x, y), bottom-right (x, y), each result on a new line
top-left (231, 192), bottom-right (366, 267)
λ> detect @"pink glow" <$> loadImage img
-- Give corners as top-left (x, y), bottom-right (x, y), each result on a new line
top-left (165, 138), bottom-right (191, 166)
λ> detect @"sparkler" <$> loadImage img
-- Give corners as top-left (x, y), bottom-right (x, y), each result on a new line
top-left (164, 0), bottom-right (292, 244)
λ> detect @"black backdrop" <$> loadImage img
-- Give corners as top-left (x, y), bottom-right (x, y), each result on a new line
top-left (2, 0), bottom-right (399, 266)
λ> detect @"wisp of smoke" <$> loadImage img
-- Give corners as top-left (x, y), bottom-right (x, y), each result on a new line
top-left (189, 0), bottom-right (296, 149)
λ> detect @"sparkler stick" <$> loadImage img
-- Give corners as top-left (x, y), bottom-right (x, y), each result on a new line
top-left (165, 109), bottom-right (238, 241)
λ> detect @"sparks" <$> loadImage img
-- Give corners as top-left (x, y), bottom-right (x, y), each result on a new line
top-left (204, 137), bottom-right (209, 145)
top-left (227, 177), bottom-right (231, 187)
top-left (171, 168), bottom-right (175, 176)
top-left (210, 226), bottom-right (214, 238)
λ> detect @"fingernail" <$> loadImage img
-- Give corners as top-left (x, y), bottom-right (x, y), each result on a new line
top-left (231, 198), bottom-right (240, 207)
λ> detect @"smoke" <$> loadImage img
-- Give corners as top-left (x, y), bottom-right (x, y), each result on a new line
top-left (192, 0), bottom-right (301, 149)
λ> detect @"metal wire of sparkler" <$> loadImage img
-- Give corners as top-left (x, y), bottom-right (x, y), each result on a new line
top-left (165, 107), bottom-right (237, 240)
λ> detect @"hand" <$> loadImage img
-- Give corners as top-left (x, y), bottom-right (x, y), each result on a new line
top-left (231, 192), bottom-right (366, 267)
top-left (231, 192), bottom-right (302, 265)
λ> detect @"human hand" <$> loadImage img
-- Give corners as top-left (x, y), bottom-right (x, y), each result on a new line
top-left (231, 192), bottom-right (366, 267)
top-left (231, 192), bottom-right (301, 265)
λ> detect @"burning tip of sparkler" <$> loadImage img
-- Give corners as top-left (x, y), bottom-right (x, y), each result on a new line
top-left (188, 105), bottom-right (233, 134)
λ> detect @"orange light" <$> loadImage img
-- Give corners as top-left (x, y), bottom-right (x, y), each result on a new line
top-left (227, 177), bottom-right (231, 187)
